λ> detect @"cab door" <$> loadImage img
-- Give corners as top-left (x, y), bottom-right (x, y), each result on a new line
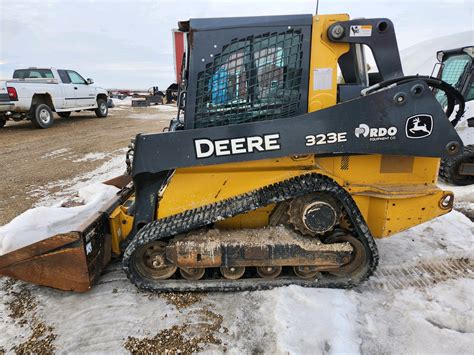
top-left (66, 70), bottom-right (96, 108)
top-left (57, 69), bottom-right (77, 109)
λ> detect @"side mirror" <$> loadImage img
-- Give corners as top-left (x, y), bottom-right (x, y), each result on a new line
top-left (86, 78), bottom-right (94, 85)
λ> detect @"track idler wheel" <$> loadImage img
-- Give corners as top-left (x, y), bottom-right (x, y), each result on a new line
top-left (220, 266), bottom-right (245, 280)
top-left (293, 265), bottom-right (319, 279)
top-left (256, 266), bottom-right (282, 279)
top-left (132, 241), bottom-right (177, 280)
top-left (288, 192), bottom-right (341, 236)
top-left (325, 234), bottom-right (367, 277)
top-left (179, 267), bottom-right (205, 281)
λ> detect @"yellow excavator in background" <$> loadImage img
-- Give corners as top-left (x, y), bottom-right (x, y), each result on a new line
top-left (0, 14), bottom-right (465, 292)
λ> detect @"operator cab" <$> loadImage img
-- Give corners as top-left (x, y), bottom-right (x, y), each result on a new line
top-left (434, 46), bottom-right (474, 106)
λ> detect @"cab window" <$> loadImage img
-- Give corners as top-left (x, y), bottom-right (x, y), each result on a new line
top-left (13, 69), bottom-right (54, 79)
top-left (436, 53), bottom-right (471, 106)
top-left (67, 70), bottom-right (87, 85)
top-left (57, 70), bottom-right (71, 84)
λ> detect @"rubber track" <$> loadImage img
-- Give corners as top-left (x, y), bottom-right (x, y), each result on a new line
top-left (122, 173), bottom-right (379, 292)
top-left (439, 144), bottom-right (474, 185)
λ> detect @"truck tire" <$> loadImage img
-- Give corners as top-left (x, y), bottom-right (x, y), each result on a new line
top-left (0, 116), bottom-right (6, 128)
top-left (31, 104), bottom-right (54, 129)
top-left (58, 111), bottom-right (71, 118)
top-left (439, 145), bottom-right (474, 186)
top-left (95, 98), bottom-right (108, 118)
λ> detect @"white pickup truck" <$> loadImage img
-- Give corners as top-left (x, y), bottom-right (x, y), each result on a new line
top-left (0, 68), bottom-right (109, 128)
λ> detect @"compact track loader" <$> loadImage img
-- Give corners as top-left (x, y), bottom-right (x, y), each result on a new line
top-left (435, 46), bottom-right (474, 185)
top-left (0, 14), bottom-right (466, 292)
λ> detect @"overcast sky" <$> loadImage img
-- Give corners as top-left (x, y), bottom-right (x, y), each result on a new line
top-left (0, 0), bottom-right (472, 89)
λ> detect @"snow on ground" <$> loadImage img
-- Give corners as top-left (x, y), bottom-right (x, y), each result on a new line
top-left (128, 112), bottom-right (173, 120)
top-left (112, 96), bottom-right (133, 107)
top-left (456, 102), bottom-right (474, 145)
top-left (30, 150), bottom-right (126, 207)
top-left (0, 183), bottom-right (119, 255)
top-left (128, 105), bottom-right (178, 120)
top-left (150, 104), bottom-right (178, 112)
top-left (0, 152), bottom-right (126, 255)
top-left (72, 152), bottom-right (110, 163)
top-left (40, 148), bottom-right (70, 159)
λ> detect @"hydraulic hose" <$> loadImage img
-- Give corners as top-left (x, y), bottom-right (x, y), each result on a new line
top-left (361, 75), bottom-right (466, 127)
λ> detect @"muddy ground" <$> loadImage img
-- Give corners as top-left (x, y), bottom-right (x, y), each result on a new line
top-left (0, 106), bottom-right (172, 225)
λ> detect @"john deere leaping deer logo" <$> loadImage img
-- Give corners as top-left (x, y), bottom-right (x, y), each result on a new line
top-left (405, 115), bottom-right (433, 139)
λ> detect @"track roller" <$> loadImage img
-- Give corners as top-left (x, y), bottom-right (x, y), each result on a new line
top-left (293, 265), bottom-right (319, 279)
top-left (220, 266), bottom-right (245, 280)
top-left (179, 267), bottom-right (205, 281)
top-left (256, 266), bottom-right (282, 279)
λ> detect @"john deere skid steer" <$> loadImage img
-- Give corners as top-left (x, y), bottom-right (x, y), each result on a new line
top-left (0, 14), bottom-right (465, 292)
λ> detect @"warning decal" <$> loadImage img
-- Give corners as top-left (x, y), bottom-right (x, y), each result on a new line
top-left (350, 25), bottom-right (372, 37)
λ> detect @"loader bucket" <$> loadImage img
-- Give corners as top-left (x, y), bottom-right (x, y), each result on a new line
top-left (0, 177), bottom-right (133, 292)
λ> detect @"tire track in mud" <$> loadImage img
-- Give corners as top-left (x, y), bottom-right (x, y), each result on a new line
top-left (363, 257), bottom-right (473, 291)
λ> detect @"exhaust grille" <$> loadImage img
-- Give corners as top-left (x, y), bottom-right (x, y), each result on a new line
top-left (341, 156), bottom-right (350, 170)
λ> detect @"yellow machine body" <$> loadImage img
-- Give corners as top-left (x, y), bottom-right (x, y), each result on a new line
top-left (109, 14), bottom-right (453, 255)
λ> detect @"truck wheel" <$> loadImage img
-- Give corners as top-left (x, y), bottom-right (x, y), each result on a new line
top-left (95, 98), bottom-right (108, 118)
top-left (31, 104), bottom-right (54, 129)
top-left (0, 116), bottom-right (6, 128)
top-left (58, 112), bottom-right (71, 118)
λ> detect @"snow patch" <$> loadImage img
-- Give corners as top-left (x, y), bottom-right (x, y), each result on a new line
top-left (72, 152), bottom-right (109, 163)
top-left (128, 113), bottom-right (170, 120)
top-left (1, 152), bottom-right (126, 254)
top-left (41, 148), bottom-right (70, 159)
top-left (150, 104), bottom-right (178, 112)
top-left (455, 101), bottom-right (474, 145)
top-left (438, 181), bottom-right (474, 205)
top-left (0, 183), bottom-right (119, 255)
top-left (359, 278), bottom-right (474, 354)
top-left (111, 96), bottom-right (132, 107)
top-left (272, 286), bottom-right (360, 354)
top-left (33, 152), bottom-right (126, 207)
top-left (376, 211), bottom-right (473, 265)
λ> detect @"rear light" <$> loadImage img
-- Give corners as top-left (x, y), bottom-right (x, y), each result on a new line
top-left (7, 87), bottom-right (18, 101)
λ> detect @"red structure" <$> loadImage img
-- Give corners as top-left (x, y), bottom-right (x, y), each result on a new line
top-left (172, 30), bottom-right (186, 84)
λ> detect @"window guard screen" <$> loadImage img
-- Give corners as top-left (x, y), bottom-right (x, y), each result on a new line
top-left (436, 54), bottom-right (471, 107)
top-left (193, 29), bottom-right (305, 128)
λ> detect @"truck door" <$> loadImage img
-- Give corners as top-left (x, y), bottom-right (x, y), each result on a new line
top-left (66, 70), bottom-right (96, 108)
top-left (57, 70), bottom-right (77, 108)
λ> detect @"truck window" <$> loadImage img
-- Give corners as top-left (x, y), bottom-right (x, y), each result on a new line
top-left (13, 69), bottom-right (54, 79)
top-left (57, 70), bottom-right (71, 84)
top-left (67, 70), bottom-right (87, 85)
